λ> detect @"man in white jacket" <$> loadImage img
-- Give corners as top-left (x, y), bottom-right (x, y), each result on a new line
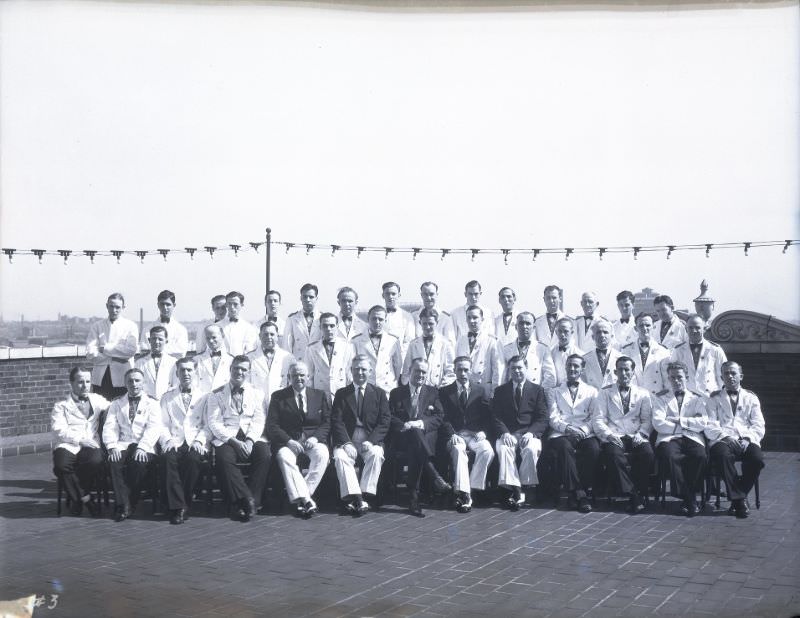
top-left (86, 292), bottom-right (139, 400)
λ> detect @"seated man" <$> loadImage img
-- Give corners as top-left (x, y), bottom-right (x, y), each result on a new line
top-left (134, 325), bottom-right (177, 400)
top-left (159, 357), bottom-right (209, 525)
top-left (592, 356), bottom-right (654, 514)
top-left (544, 354), bottom-right (600, 513)
top-left (438, 356), bottom-right (494, 513)
top-left (330, 355), bottom-right (391, 515)
top-left (705, 361), bottom-right (766, 518)
top-left (389, 358), bottom-right (451, 518)
top-left (266, 361), bottom-right (331, 517)
top-left (194, 324), bottom-right (233, 393)
top-left (652, 362), bottom-right (708, 517)
top-left (491, 355), bottom-right (549, 510)
top-left (206, 356), bottom-right (271, 522)
top-left (102, 368), bottom-right (162, 522)
top-left (51, 366), bottom-right (110, 516)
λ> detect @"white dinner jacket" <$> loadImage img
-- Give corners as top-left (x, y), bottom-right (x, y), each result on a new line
top-left (285, 310), bottom-right (321, 360)
top-left (51, 393), bottom-right (111, 454)
top-left (205, 383), bottom-right (267, 446)
top-left (704, 388), bottom-right (765, 447)
top-left (159, 386), bottom-right (210, 450)
top-left (85, 317), bottom-right (139, 387)
top-left (499, 340), bottom-right (556, 389)
top-left (493, 311), bottom-right (518, 347)
top-left (669, 340), bottom-right (727, 396)
top-left (455, 331), bottom-right (501, 391)
top-left (653, 317), bottom-right (688, 350)
top-left (350, 332), bottom-right (404, 393)
top-left (247, 347), bottom-right (295, 406)
top-left (140, 318), bottom-right (189, 358)
top-left (102, 394), bottom-right (162, 454)
top-left (304, 339), bottom-right (353, 399)
top-left (401, 334), bottom-right (456, 388)
top-left (573, 314), bottom-right (611, 353)
top-left (336, 314), bottom-right (368, 343)
top-left (551, 342), bottom-right (584, 387)
top-left (411, 306), bottom-right (455, 345)
top-left (219, 317), bottom-right (260, 356)
top-left (652, 389), bottom-right (707, 446)
top-left (534, 311), bottom-right (569, 347)
top-left (621, 339), bottom-right (670, 394)
top-left (134, 354), bottom-right (177, 400)
top-left (548, 381), bottom-right (598, 438)
top-left (450, 304), bottom-right (495, 341)
top-left (194, 350), bottom-right (233, 394)
top-left (612, 318), bottom-right (637, 351)
top-left (582, 347), bottom-right (622, 390)
top-left (385, 308), bottom-right (417, 358)
top-left (592, 384), bottom-right (653, 442)
top-left (194, 318), bottom-right (227, 354)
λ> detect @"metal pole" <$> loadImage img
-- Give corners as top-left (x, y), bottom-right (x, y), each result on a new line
top-left (265, 227), bottom-right (272, 296)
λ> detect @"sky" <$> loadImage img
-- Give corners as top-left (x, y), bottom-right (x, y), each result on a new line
top-left (0, 1), bottom-right (798, 324)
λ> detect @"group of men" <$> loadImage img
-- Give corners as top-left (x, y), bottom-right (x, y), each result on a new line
top-left (51, 281), bottom-right (765, 523)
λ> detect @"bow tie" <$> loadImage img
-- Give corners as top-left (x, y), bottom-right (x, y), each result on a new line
top-left (268, 316), bottom-right (277, 323)
top-left (547, 313), bottom-right (557, 319)
top-left (210, 351), bottom-right (221, 357)
top-left (342, 315), bottom-right (352, 322)
top-left (558, 346), bottom-right (568, 352)
top-left (503, 312), bottom-right (513, 317)
top-left (584, 316), bottom-right (593, 322)
top-left (229, 317), bottom-right (239, 323)
top-left (160, 317), bottom-right (171, 324)
top-left (674, 390), bottom-right (685, 397)
top-left (518, 339), bottom-right (530, 346)
top-left (726, 389), bottom-right (739, 396)
top-left (468, 332), bottom-right (477, 340)
top-left (386, 308), bottom-right (396, 313)
top-left (370, 333), bottom-right (382, 339)
top-left (423, 336), bottom-right (433, 343)
top-left (77, 395), bottom-right (90, 402)
top-left (619, 318), bottom-right (630, 324)
top-left (690, 343), bottom-right (702, 350)
top-left (640, 342), bottom-right (650, 348)
top-left (303, 312), bottom-right (313, 319)
top-left (567, 381), bottom-right (579, 388)
top-left (180, 387), bottom-right (192, 394)
top-left (151, 353), bottom-right (162, 359)
top-left (128, 396), bottom-right (140, 404)
top-left (108, 318), bottom-right (117, 323)
top-left (231, 387), bottom-right (244, 395)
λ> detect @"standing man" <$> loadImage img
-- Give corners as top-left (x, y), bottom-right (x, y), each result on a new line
top-left (266, 361), bottom-right (331, 518)
top-left (206, 356), bottom-right (271, 522)
top-left (492, 355), bottom-right (549, 510)
top-left (535, 285), bottom-right (569, 347)
top-left (388, 358), bottom-right (451, 517)
top-left (592, 356), bottom-right (654, 513)
top-left (544, 355), bottom-right (600, 513)
top-left (551, 318), bottom-right (583, 387)
top-left (670, 314), bottom-right (727, 396)
top-left (574, 291), bottom-right (608, 353)
top-left (194, 324), bottom-right (233, 393)
top-left (382, 281), bottom-right (416, 359)
top-left (336, 287), bottom-right (368, 343)
top-left (582, 320), bottom-right (622, 389)
top-left (248, 321), bottom-right (295, 407)
top-left (285, 283), bottom-right (322, 360)
top-left (494, 287), bottom-right (519, 347)
top-left (652, 362), bottom-right (708, 517)
top-left (350, 305), bottom-right (404, 394)
top-left (134, 326), bottom-right (177, 400)
top-left (620, 312), bottom-right (670, 394)
top-left (330, 355), bottom-right (391, 515)
top-left (653, 294), bottom-right (688, 350)
top-left (195, 294), bottom-right (228, 354)
top-left (451, 280), bottom-right (494, 341)
top-left (51, 366), bottom-right (110, 516)
top-left (438, 356), bottom-right (495, 513)
top-left (454, 305), bottom-right (502, 391)
top-left (220, 291), bottom-right (259, 356)
top-left (401, 308), bottom-right (456, 388)
top-left (140, 290), bottom-right (188, 359)
top-left (500, 312), bottom-right (556, 388)
top-left (305, 313), bottom-right (353, 400)
top-left (412, 281), bottom-right (455, 344)
top-left (86, 292), bottom-right (139, 400)
top-left (257, 290), bottom-right (286, 349)
top-left (159, 357), bottom-right (209, 525)
top-left (612, 290), bottom-right (638, 351)
top-left (102, 368), bottom-right (162, 522)
top-left (705, 361), bottom-right (765, 518)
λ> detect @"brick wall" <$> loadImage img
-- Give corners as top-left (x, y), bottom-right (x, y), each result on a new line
top-left (0, 356), bottom-right (77, 438)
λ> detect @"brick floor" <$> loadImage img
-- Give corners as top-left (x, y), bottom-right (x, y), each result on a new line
top-left (0, 451), bottom-right (798, 617)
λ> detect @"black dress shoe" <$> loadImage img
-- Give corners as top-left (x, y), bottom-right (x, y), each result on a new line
top-left (302, 499), bottom-right (318, 518)
top-left (455, 493), bottom-right (472, 514)
top-left (507, 488), bottom-right (522, 511)
top-left (115, 507), bottom-right (131, 522)
top-left (237, 498), bottom-right (253, 522)
top-left (680, 501), bottom-right (699, 517)
top-left (733, 499), bottom-right (749, 519)
top-left (432, 475), bottom-right (452, 495)
top-left (577, 497), bottom-right (593, 514)
top-left (170, 509), bottom-right (186, 525)
top-left (409, 493), bottom-right (425, 518)
top-left (626, 495), bottom-right (645, 515)
top-left (70, 500), bottom-right (84, 517)
top-left (355, 497), bottom-right (369, 516)
top-left (86, 499), bottom-right (101, 518)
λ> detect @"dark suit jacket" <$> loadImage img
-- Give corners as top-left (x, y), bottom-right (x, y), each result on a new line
top-left (388, 383), bottom-right (443, 451)
top-left (438, 380), bottom-right (493, 441)
top-left (331, 383), bottom-right (391, 447)
top-left (266, 386), bottom-right (331, 450)
top-left (491, 379), bottom-right (549, 438)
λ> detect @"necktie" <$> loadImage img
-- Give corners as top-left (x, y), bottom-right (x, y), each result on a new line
top-left (231, 387), bottom-right (244, 414)
top-left (411, 389), bottom-right (419, 418)
top-left (660, 320), bottom-right (670, 341)
top-left (152, 354), bottom-right (161, 372)
top-left (78, 395), bottom-right (89, 402)
top-left (468, 332), bottom-right (477, 353)
top-left (128, 397), bottom-right (140, 422)
top-left (503, 313), bottom-right (512, 332)
top-left (597, 349), bottom-right (609, 375)
top-left (297, 393), bottom-right (305, 417)
top-left (386, 308), bottom-right (396, 313)
top-left (619, 388), bottom-right (631, 414)
top-left (181, 389), bottom-right (192, 408)
top-left (514, 384), bottom-right (522, 410)
top-left (459, 387), bottom-right (468, 409)
top-left (357, 387), bottom-right (365, 421)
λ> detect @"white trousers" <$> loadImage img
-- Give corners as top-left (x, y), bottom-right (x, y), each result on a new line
top-left (332, 428), bottom-right (384, 498)
top-left (448, 430), bottom-right (495, 494)
top-left (496, 432), bottom-right (541, 489)
top-left (276, 442), bottom-right (330, 503)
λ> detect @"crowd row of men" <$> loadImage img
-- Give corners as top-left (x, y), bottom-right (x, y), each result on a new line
top-left (51, 281), bottom-right (765, 524)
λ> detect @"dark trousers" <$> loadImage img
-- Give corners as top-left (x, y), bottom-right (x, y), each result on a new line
top-left (546, 435), bottom-right (600, 495)
top-left (109, 444), bottom-right (152, 510)
top-left (710, 440), bottom-right (764, 501)
top-left (53, 447), bottom-right (104, 504)
top-left (657, 437), bottom-right (706, 503)
top-left (161, 444), bottom-right (204, 510)
top-left (393, 428), bottom-right (435, 495)
top-left (93, 367), bottom-right (127, 401)
top-left (214, 442), bottom-right (271, 508)
top-left (601, 438), bottom-right (654, 497)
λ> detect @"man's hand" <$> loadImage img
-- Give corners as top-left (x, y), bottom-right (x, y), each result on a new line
top-left (475, 431), bottom-right (487, 442)
top-left (191, 441), bottom-right (207, 455)
top-left (227, 437), bottom-right (248, 459)
top-left (501, 432), bottom-right (517, 447)
top-left (360, 441), bottom-right (373, 454)
top-left (80, 438), bottom-right (100, 449)
top-left (242, 439), bottom-right (254, 458)
top-left (287, 439), bottom-right (304, 456)
top-left (343, 443), bottom-right (358, 460)
top-left (108, 448), bottom-right (121, 462)
top-left (609, 435), bottom-right (624, 449)
top-left (448, 434), bottom-right (466, 448)
top-left (519, 432), bottom-right (534, 447)
top-left (304, 436), bottom-right (318, 450)
top-left (566, 425), bottom-right (586, 440)
top-left (134, 448), bottom-right (149, 463)
top-left (631, 433), bottom-right (647, 447)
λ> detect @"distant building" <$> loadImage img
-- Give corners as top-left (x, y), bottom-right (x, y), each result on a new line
top-left (633, 287), bottom-right (659, 316)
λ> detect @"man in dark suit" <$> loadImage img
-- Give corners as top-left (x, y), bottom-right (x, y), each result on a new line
top-left (492, 354), bottom-right (549, 510)
top-left (389, 358), bottom-right (452, 517)
top-left (438, 356), bottom-right (494, 513)
top-left (266, 360), bottom-right (331, 517)
top-left (331, 354), bottom-right (391, 516)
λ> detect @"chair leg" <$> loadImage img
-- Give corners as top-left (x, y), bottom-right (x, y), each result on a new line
top-left (754, 477), bottom-right (760, 509)
top-left (56, 476), bottom-right (63, 517)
